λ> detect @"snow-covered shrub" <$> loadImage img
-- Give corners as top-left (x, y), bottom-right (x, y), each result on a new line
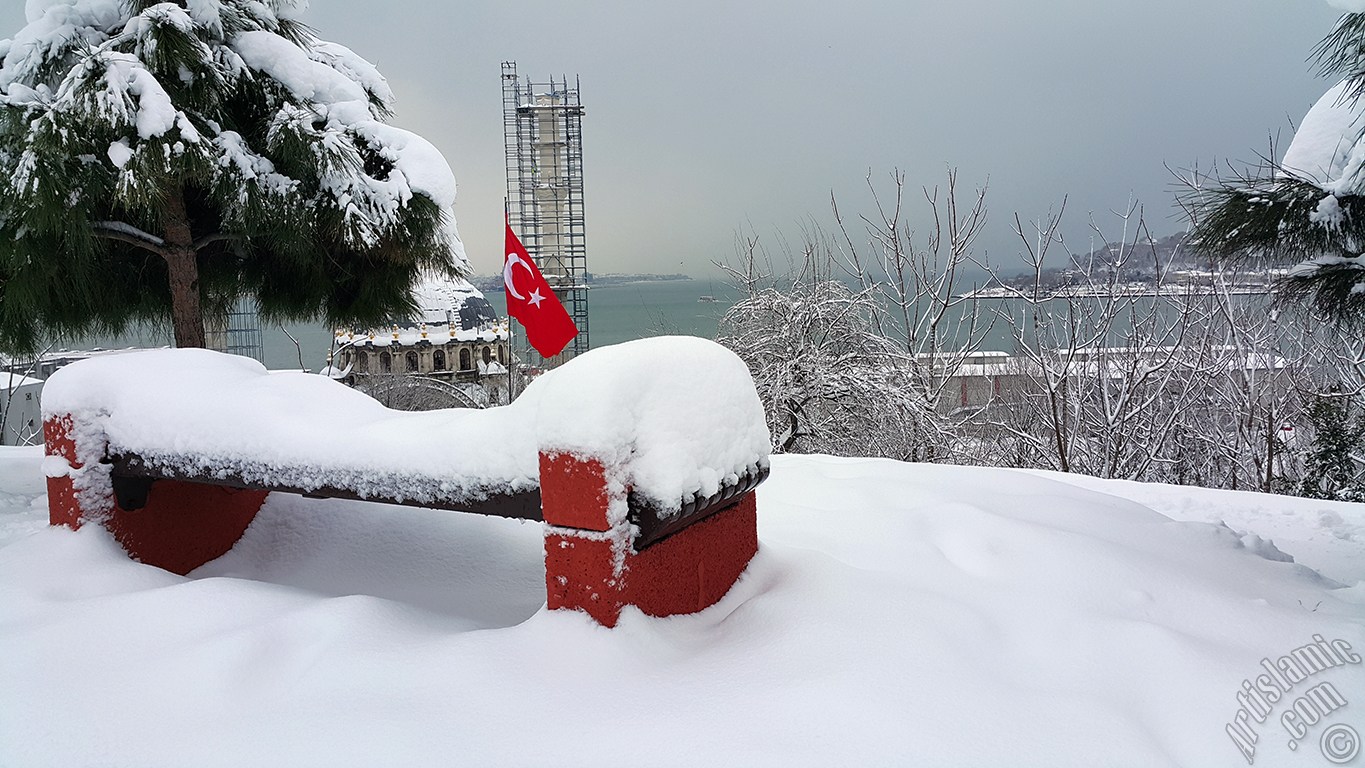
top-left (718, 279), bottom-right (936, 460)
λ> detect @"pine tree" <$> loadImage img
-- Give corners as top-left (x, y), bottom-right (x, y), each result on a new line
top-left (0, 0), bottom-right (467, 351)
top-left (1187, 13), bottom-right (1365, 325)
top-left (1296, 390), bottom-right (1365, 502)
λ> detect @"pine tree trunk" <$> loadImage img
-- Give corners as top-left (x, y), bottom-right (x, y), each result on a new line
top-left (162, 187), bottom-right (206, 348)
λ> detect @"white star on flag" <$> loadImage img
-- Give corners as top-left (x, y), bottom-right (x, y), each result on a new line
top-left (528, 288), bottom-right (545, 308)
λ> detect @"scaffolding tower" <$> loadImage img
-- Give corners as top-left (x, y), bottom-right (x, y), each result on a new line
top-left (205, 296), bottom-right (264, 364)
top-left (501, 61), bottom-right (589, 371)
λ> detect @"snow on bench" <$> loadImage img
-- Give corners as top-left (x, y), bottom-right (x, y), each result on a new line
top-left (41, 337), bottom-right (771, 627)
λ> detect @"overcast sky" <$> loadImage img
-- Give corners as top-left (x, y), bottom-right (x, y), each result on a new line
top-left (1, 1), bottom-right (1346, 277)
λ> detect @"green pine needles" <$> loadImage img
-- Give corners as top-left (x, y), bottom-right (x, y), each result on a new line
top-left (0, 0), bottom-right (467, 352)
top-left (1187, 12), bottom-right (1365, 325)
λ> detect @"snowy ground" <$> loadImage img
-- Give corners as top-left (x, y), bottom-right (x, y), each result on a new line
top-left (0, 447), bottom-right (1361, 767)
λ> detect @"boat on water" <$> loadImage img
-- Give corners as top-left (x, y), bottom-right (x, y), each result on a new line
top-left (698, 279), bottom-right (721, 303)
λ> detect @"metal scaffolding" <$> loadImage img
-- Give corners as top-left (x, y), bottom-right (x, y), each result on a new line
top-left (205, 297), bottom-right (263, 364)
top-left (501, 61), bottom-right (589, 371)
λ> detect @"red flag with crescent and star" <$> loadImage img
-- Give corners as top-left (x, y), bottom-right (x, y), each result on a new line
top-left (504, 221), bottom-right (578, 357)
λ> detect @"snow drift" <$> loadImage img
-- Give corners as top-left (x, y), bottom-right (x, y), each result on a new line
top-left (0, 448), bottom-right (1360, 767)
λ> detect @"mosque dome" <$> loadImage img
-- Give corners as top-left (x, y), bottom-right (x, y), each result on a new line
top-left (404, 274), bottom-right (499, 331)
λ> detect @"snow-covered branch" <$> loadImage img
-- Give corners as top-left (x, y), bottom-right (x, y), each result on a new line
top-left (191, 232), bottom-right (238, 251)
top-left (91, 221), bottom-right (167, 254)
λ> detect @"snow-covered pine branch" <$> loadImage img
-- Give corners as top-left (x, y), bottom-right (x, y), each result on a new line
top-left (90, 219), bottom-right (166, 253)
top-left (1186, 15), bottom-right (1365, 325)
top-left (0, 0), bottom-right (468, 352)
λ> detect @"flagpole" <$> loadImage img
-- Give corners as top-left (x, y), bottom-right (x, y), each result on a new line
top-left (504, 197), bottom-right (515, 403)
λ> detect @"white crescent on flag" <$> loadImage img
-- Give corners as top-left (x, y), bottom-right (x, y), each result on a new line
top-left (503, 252), bottom-right (535, 301)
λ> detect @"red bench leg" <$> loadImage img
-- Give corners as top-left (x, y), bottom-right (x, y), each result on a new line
top-left (540, 452), bottom-right (758, 628)
top-left (44, 415), bottom-right (264, 575)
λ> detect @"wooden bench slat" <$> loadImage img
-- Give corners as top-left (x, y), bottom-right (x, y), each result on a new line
top-left (108, 453), bottom-right (544, 522)
top-left (107, 452), bottom-right (769, 551)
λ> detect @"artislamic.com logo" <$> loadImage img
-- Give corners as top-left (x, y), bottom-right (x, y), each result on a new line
top-left (1226, 635), bottom-right (1361, 765)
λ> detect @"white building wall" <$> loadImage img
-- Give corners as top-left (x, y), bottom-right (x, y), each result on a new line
top-left (1, 378), bottom-right (44, 446)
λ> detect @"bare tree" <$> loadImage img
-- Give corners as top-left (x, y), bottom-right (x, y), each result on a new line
top-left (352, 374), bottom-right (487, 411)
top-left (974, 202), bottom-right (1218, 480)
top-left (831, 169), bottom-right (996, 406)
top-left (717, 169), bottom-right (998, 460)
top-left (717, 168), bottom-right (1362, 498)
top-left (717, 274), bottom-right (935, 459)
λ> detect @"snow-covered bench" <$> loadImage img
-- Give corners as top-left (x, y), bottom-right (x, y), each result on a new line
top-left (40, 337), bottom-right (771, 627)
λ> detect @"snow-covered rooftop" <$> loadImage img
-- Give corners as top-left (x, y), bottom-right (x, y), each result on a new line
top-left (339, 321), bottom-right (509, 350)
top-left (336, 275), bottom-right (507, 349)
top-left (0, 374), bottom-right (44, 392)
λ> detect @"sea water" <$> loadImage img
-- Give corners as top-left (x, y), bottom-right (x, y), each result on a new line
top-left (51, 279), bottom-right (1252, 371)
top-left (57, 279), bottom-right (742, 371)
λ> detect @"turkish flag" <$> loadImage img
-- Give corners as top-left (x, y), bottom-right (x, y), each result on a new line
top-left (504, 222), bottom-right (578, 358)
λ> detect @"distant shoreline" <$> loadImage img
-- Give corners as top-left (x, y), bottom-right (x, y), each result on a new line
top-left (957, 284), bottom-right (1276, 300)
top-left (590, 276), bottom-right (696, 287)
top-left (467, 273), bottom-right (692, 292)
top-left (589, 273), bottom-right (692, 284)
